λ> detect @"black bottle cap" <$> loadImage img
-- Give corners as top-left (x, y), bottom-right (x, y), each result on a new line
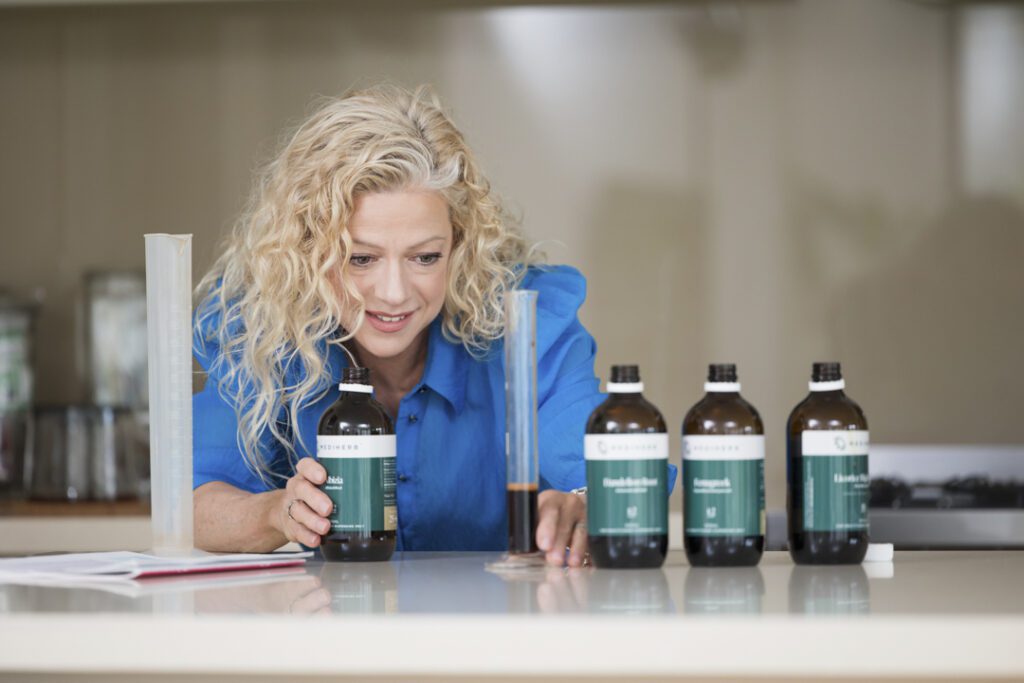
top-left (610, 365), bottom-right (640, 383)
top-left (707, 364), bottom-right (737, 383)
top-left (343, 366), bottom-right (371, 384)
top-left (811, 362), bottom-right (842, 382)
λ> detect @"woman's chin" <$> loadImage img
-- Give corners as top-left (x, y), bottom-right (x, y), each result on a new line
top-left (353, 330), bottom-right (419, 360)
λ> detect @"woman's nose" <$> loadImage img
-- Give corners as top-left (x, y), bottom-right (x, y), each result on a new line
top-left (377, 260), bottom-right (409, 306)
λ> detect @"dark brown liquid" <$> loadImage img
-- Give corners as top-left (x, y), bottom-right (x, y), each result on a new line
top-left (787, 389), bottom-right (869, 565)
top-left (586, 391), bottom-right (668, 569)
top-left (682, 391), bottom-right (765, 567)
top-left (317, 385), bottom-right (396, 563)
top-left (507, 483), bottom-right (539, 554)
top-left (321, 530), bottom-right (397, 563)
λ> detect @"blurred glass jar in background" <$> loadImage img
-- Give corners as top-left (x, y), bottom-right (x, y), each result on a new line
top-left (0, 295), bottom-right (35, 500)
top-left (90, 406), bottom-right (140, 501)
top-left (27, 405), bottom-right (143, 502)
top-left (28, 406), bottom-right (91, 501)
top-left (82, 271), bottom-right (149, 501)
top-left (84, 271), bottom-right (147, 408)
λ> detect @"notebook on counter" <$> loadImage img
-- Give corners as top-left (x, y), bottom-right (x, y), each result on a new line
top-left (0, 550), bottom-right (313, 583)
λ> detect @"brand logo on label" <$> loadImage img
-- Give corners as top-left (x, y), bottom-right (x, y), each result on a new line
top-left (323, 443), bottom-right (359, 452)
top-left (326, 475), bottom-right (344, 485)
top-left (594, 439), bottom-right (661, 454)
top-left (687, 442), bottom-right (744, 454)
top-left (626, 506), bottom-right (638, 519)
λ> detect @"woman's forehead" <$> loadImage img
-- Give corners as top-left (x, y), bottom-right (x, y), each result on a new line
top-left (349, 190), bottom-right (452, 247)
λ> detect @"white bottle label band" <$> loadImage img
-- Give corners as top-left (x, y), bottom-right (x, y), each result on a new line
top-left (682, 435), bottom-right (765, 461)
top-left (338, 382), bottom-right (374, 394)
top-left (704, 382), bottom-right (741, 392)
top-left (809, 379), bottom-right (846, 391)
top-left (606, 382), bottom-right (643, 393)
top-left (585, 433), bottom-right (669, 460)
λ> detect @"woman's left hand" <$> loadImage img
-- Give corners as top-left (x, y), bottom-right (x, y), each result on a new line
top-left (536, 490), bottom-right (588, 567)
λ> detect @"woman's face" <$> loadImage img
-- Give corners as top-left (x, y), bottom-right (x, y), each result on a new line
top-left (342, 189), bottom-right (453, 361)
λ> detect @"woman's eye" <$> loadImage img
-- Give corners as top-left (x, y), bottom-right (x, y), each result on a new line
top-left (414, 253), bottom-right (443, 266)
top-left (350, 255), bottom-right (375, 267)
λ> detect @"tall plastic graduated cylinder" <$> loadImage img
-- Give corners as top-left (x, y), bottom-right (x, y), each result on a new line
top-left (144, 234), bottom-right (194, 554)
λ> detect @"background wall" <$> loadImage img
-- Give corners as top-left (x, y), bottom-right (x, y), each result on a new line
top-left (1, 0), bottom-right (1022, 510)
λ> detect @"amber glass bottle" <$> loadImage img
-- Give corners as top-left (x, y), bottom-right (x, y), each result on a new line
top-left (585, 365), bottom-right (669, 569)
top-left (682, 363), bottom-right (765, 567)
top-left (787, 362), bottom-right (869, 565)
top-left (317, 366), bottom-right (397, 562)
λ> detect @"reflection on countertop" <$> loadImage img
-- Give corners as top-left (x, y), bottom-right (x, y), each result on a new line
top-left (2, 550), bottom-right (1023, 618)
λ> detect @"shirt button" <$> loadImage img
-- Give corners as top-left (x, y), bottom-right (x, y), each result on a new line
top-left (417, 387), bottom-right (427, 394)
top-left (408, 414), bottom-right (418, 423)
top-left (398, 474), bottom-right (408, 482)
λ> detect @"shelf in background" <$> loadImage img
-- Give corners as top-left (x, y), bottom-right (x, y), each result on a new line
top-left (0, 499), bottom-right (150, 517)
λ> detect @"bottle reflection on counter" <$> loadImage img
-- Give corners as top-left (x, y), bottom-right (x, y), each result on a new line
top-left (319, 561), bottom-right (399, 614)
top-left (586, 568), bottom-right (675, 615)
top-left (683, 567), bottom-right (765, 615)
top-left (788, 565), bottom-right (870, 615)
top-left (507, 482), bottom-right (539, 554)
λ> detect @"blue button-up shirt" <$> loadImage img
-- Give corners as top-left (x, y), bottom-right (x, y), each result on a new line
top-left (194, 265), bottom-right (638, 551)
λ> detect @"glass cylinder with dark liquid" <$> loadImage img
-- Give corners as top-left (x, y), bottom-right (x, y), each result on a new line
top-left (317, 366), bottom-right (397, 562)
top-left (505, 289), bottom-right (540, 555)
top-left (682, 363), bottom-right (765, 567)
top-left (585, 365), bottom-right (669, 569)
top-left (507, 483), bottom-right (539, 554)
top-left (787, 362), bottom-right (869, 565)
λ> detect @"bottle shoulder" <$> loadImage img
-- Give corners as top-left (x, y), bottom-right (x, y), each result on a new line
top-left (682, 394), bottom-right (764, 435)
top-left (787, 391), bottom-right (868, 432)
top-left (587, 394), bottom-right (667, 434)
top-left (318, 395), bottom-right (395, 435)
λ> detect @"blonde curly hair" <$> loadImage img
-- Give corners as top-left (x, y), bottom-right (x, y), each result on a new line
top-left (195, 84), bottom-right (535, 485)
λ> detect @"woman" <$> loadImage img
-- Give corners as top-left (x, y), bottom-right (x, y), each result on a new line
top-left (192, 84), bottom-right (602, 567)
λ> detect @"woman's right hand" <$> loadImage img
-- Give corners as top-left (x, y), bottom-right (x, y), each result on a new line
top-left (279, 457), bottom-right (334, 547)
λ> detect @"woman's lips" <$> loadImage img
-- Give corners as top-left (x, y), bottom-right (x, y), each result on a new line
top-left (365, 310), bottom-right (414, 334)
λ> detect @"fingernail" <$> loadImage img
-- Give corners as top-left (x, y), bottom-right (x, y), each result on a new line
top-left (537, 534), bottom-right (550, 551)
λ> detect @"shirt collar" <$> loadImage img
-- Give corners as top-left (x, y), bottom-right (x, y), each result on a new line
top-left (419, 317), bottom-right (468, 413)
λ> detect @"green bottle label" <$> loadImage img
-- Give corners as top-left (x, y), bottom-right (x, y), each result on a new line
top-left (801, 430), bottom-right (870, 532)
top-left (584, 434), bottom-right (669, 536)
top-left (317, 435), bottom-right (397, 533)
top-left (683, 435), bottom-right (765, 537)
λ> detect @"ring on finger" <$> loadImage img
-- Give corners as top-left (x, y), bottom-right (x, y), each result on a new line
top-left (287, 498), bottom-right (300, 521)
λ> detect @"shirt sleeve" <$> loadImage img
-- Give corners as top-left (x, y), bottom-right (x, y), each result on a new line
top-left (191, 300), bottom-right (281, 494)
top-left (527, 265), bottom-right (678, 494)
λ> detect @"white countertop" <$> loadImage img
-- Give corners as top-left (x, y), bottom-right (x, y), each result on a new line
top-left (2, 550), bottom-right (1023, 680)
